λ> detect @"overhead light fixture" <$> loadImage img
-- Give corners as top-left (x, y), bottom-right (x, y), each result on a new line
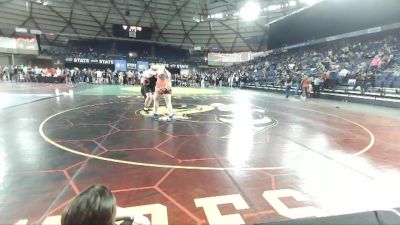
top-left (15, 27), bottom-right (28, 33)
top-left (299, 0), bottom-right (320, 5)
top-left (30, 29), bottom-right (42, 35)
top-left (29, 0), bottom-right (49, 6)
top-left (267, 5), bottom-right (281, 11)
top-left (193, 16), bottom-right (200, 22)
top-left (214, 13), bottom-right (223, 19)
top-left (289, 0), bottom-right (297, 6)
top-left (239, 1), bottom-right (260, 21)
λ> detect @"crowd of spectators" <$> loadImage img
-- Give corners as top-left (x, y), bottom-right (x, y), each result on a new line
top-left (61, 68), bottom-right (138, 85)
top-left (0, 65), bottom-right (39, 83)
top-left (0, 65), bottom-right (137, 85)
top-left (3, 31), bottom-right (400, 99)
top-left (41, 40), bottom-right (191, 66)
top-left (201, 30), bottom-right (400, 97)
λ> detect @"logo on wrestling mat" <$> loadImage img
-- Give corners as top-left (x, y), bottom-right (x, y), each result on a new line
top-left (211, 103), bottom-right (278, 133)
top-left (136, 104), bottom-right (215, 121)
top-left (136, 103), bottom-right (277, 132)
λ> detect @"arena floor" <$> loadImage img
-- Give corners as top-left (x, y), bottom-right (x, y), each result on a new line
top-left (1, 83), bottom-right (400, 225)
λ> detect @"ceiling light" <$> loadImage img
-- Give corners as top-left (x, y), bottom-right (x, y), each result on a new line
top-left (299, 0), bottom-right (319, 5)
top-left (267, 5), bottom-right (281, 11)
top-left (29, 0), bottom-right (49, 6)
top-left (239, 1), bottom-right (260, 21)
top-left (214, 13), bottom-right (223, 18)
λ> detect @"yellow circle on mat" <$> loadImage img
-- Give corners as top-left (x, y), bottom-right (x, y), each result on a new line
top-left (39, 101), bottom-right (375, 171)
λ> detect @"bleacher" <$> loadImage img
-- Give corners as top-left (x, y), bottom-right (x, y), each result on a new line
top-left (236, 30), bottom-right (400, 100)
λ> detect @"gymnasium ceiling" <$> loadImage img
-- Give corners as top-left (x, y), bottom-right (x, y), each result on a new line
top-left (0, 0), bottom-right (320, 52)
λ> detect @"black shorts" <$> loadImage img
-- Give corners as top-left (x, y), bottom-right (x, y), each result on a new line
top-left (144, 76), bottom-right (157, 93)
top-left (143, 83), bottom-right (155, 93)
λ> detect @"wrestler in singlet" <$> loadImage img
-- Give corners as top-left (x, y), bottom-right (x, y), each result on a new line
top-left (155, 68), bottom-right (172, 94)
top-left (143, 68), bottom-right (157, 112)
top-left (152, 66), bottom-right (175, 121)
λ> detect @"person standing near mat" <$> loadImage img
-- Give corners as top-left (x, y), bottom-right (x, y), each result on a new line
top-left (151, 65), bottom-right (175, 121)
top-left (285, 75), bottom-right (293, 98)
top-left (142, 67), bottom-right (157, 112)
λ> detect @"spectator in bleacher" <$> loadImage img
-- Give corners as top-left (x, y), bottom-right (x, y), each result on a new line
top-left (370, 55), bottom-right (382, 73)
top-left (385, 53), bottom-right (395, 69)
top-left (314, 76), bottom-right (322, 98)
top-left (339, 67), bottom-right (350, 78)
top-left (353, 72), bottom-right (370, 94)
top-left (321, 72), bottom-right (329, 91)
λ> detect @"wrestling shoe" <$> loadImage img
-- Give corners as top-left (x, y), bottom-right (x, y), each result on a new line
top-left (151, 114), bottom-right (159, 121)
top-left (143, 107), bottom-right (149, 113)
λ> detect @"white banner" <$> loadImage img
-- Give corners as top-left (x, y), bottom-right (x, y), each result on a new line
top-left (208, 51), bottom-right (270, 66)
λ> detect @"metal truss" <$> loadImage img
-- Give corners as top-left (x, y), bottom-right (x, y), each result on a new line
top-left (0, 0), bottom-right (306, 51)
